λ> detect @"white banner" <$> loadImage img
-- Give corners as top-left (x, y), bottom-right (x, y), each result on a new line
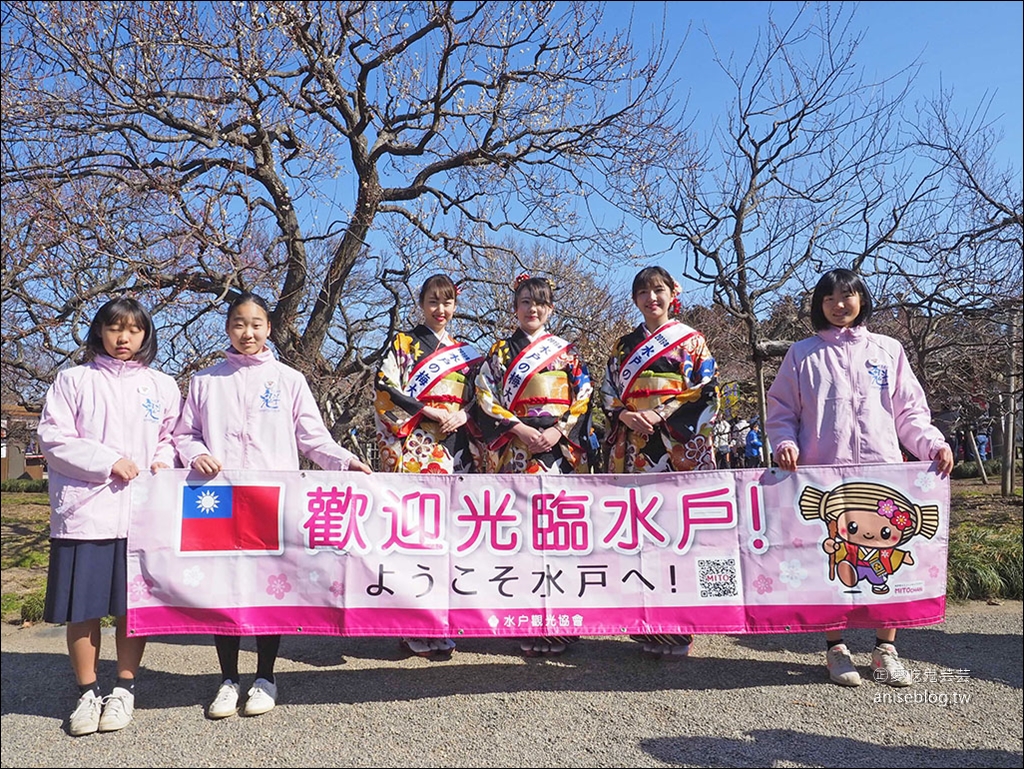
top-left (127, 463), bottom-right (949, 638)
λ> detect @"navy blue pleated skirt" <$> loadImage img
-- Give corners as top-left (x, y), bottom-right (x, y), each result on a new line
top-left (43, 538), bottom-right (127, 623)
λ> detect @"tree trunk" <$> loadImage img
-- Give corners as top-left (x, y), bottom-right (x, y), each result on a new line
top-left (966, 430), bottom-right (988, 484)
top-left (754, 357), bottom-right (770, 466)
top-left (1002, 309), bottom-right (1019, 497)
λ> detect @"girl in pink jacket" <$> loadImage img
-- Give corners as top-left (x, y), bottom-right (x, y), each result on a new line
top-left (174, 292), bottom-right (371, 720)
top-left (38, 297), bottom-right (182, 736)
top-left (766, 268), bottom-right (954, 689)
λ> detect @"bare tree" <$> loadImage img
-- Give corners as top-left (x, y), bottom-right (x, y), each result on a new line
top-left (431, 237), bottom-right (636, 442)
top-left (899, 89), bottom-right (1024, 493)
top-left (1, 1), bottom-right (681, 431)
top-left (606, 2), bottom-right (948, 461)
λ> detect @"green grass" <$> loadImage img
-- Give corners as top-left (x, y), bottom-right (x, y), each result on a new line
top-left (11, 550), bottom-right (47, 568)
top-left (0, 491), bottom-right (49, 508)
top-left (19, 590), bottom-right (45, 623)
top-left (0, 593), bottom-right (21, 617)
top-left (0, 479), bottom-right (48, 493)
top-left (952, 489), bottom-right (999, 499)
top-left (946, 523), bottom-right (1023, 601)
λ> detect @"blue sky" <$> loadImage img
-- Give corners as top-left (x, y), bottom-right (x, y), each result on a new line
top-left (609, 1), bottom-right (1023, 169)
top-left (587, 1), bottom-right (1023, 296)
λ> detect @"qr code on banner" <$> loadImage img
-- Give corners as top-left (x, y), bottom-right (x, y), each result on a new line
top-left (697, 558), bottom-right (738, 599)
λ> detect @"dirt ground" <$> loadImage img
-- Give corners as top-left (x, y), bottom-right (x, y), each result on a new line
top-left (2, 479), bottom-right (1021, 621)
top-left (946, 476), bottom-right (1024, 526)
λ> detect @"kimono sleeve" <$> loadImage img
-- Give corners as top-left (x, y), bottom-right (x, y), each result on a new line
top-left (473, 341), bottom-right (520, 448)
top-left (556, 348), bottom-right (594, 448)
top-left (374, 333), bottom-right (426, 439)
top-left (659, 334), bottom-right (720, 445)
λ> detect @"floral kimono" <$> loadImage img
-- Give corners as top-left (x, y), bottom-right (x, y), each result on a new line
top-left (475, 328), bottom-right (593, 474)
top-left (374, 324), bottom-right (484, 474)
top-left (602, 320), bottom-right (719, 473)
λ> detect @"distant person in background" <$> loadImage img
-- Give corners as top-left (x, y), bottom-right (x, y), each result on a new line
top-left (730, 420), bottom-right (749, 468)
top-left (714, 418), bottom-right (732, 469)
top-left (933, 404), bottom-right (958, 457)
top-left (976, 432), bottom-right (990, 461)
top-left (744, 422), bottom-right (763, 468)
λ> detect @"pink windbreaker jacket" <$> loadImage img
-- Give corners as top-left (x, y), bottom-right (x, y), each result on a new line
top-left (174, 348), bottom-right (356, 472)
top-left (37, 355), bottom-right (182, 540)
top-left (765, 325), bottom-right (948, 466)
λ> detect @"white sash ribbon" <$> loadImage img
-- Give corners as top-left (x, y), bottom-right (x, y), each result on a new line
top-left (406, 342), bottom-right (484, 401)
top-left (501, 333), bottom-right (572, 408)
top-left (619, 321), bottom-right (696, 397)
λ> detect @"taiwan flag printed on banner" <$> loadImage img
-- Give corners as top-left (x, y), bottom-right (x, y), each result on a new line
top-left (179, 484), bottom-right (284, 555)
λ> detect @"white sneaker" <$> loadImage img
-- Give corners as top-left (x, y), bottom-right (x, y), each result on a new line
top-left (243, 678), bottom-right (278, 716)
top-left (872, 643), bottom-right (912, 687)
top-left (207, 680), bottom-right (240, 719)
top-left (98, 686), bottom-right (134, 732)
top-left (69, 690), bottom-right (103, 736)
top-left (826, 644), bottom-right (862, 686)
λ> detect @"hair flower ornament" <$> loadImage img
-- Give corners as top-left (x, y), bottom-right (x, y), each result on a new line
top-left (877, 499), bottom-right (898, 519)
top-left (512, 272), bottom-right (556, 292)
top-left (890, 510), bottom-right (913, 531)
top-left (670, 280), bottom-right (683, 315)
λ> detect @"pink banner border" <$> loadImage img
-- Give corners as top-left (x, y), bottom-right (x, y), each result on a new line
top-left (129, 596), bottom-right (946, 637)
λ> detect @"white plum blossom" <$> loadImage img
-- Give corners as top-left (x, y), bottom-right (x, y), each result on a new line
top-left (778, 559), bottom-right (808, 589)
top-left (914, 472), bottom-right (937, 492)
top-left (182, 566), bottom-right (205, 587)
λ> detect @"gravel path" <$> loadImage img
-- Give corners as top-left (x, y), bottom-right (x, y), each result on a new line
top-left (1, 601), bottom-right (1021, 768)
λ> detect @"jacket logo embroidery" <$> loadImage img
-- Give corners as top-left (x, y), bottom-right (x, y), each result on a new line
top-left (260, 383), bottom-right (281, 411)
top-left (141, 397), bottom-right (161, 422)
top-left (867, 363), bottom-right (888, 388)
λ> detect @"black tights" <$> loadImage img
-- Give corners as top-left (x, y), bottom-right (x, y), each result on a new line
top-left (214, 634), bottom-right (281, 684)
